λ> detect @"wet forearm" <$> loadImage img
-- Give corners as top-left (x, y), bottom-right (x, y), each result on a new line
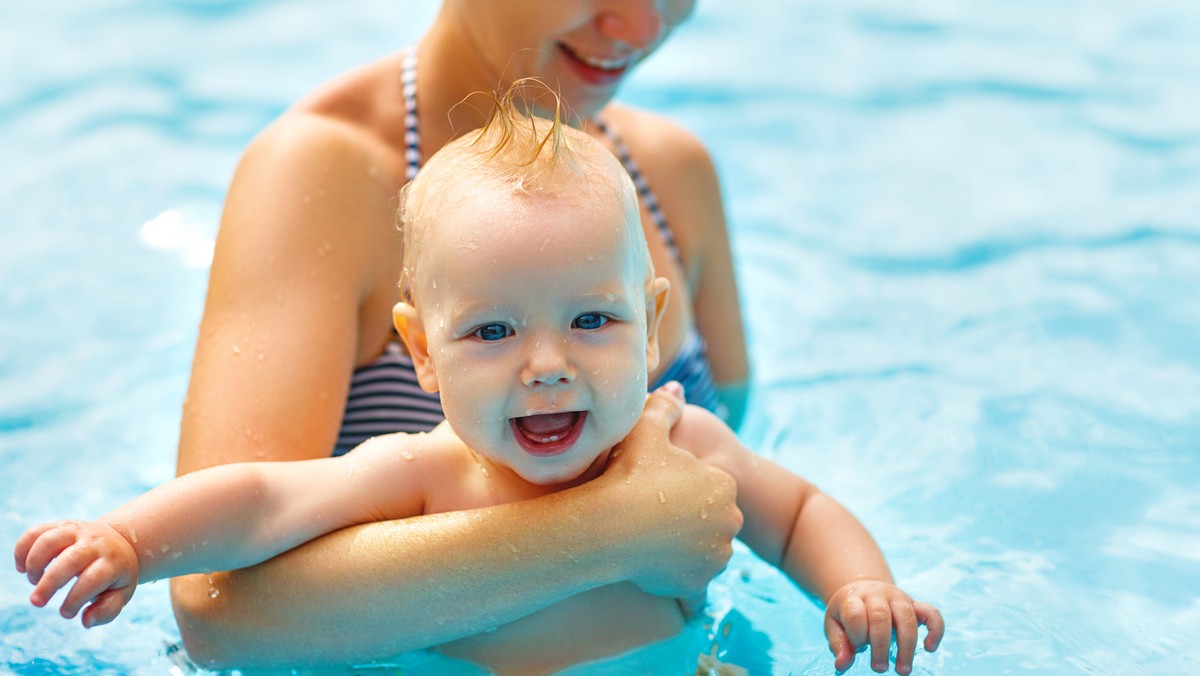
top-left (99, 465), bottom-right (276, 582)
top-left (172, 489), bottom-right (629, 669)
top-left (782, 492), bottom-right (893, 604)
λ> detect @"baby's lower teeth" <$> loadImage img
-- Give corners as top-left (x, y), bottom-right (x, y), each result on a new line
top-left (540, 435), bottom-right (560, 443)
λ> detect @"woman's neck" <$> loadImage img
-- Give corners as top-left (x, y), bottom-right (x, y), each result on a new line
top-left (415, 19), bottom-right (506, 150)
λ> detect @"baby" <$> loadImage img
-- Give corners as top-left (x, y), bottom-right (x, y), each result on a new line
top-left (15, 87), bottom-right (943, 674)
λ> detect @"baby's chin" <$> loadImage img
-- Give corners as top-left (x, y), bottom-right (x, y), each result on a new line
top-left (515, 448), bottom-right (614, 488)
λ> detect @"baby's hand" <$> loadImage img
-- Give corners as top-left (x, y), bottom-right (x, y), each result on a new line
top-left (13, 520), bottom-right (139, 627)
top-left (824, 580), bottom-right (944, 675)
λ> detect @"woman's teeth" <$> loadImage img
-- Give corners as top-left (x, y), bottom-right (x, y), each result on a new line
top-left (565, 45), bottom-right (631, 70)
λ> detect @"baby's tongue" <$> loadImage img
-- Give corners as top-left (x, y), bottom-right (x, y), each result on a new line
top-left (517, 412), bottom-right (578, 439)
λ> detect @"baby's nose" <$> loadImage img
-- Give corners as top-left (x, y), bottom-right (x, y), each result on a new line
top-left (522, 339), bottom-right (575, 387)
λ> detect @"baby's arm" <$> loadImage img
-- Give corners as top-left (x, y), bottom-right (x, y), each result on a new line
top-left (14, 434), bottom-right (426, 628)
top-left (673, 406), bottom-right (944, 675)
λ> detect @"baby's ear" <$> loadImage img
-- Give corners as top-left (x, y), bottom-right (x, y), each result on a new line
top-left (393, 302), bottom-right (439, 393)
top-left (644, 277), bottom-right (670, 373)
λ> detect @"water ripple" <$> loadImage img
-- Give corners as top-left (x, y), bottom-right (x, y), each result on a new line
top-left (829, 225), bottom-right (1200, 274)
top-left (766, 362), bottom-right (936, 389)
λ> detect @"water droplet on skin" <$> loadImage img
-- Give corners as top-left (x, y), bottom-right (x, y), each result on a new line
top-left (128, 528), bottom-right (138, 544)
top-left (509, 544), bottom-right (520, 553)
top-left (700, 509), bottom-right (709, 520)
top-left (231, 345), bottom-right (241, 355)
top-left (160, 544), bottom-right (171, 554)
top-left (658, 491), bottom-right (667, 504)
top-left (400, 451), bottom-right (414, 461)
top-left (172, 551), bottom-right (183, 560)
top-left (208, 588), bottom-right (220, 599)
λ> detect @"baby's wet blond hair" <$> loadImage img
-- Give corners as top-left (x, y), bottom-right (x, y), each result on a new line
top-left (398, 79), bottom-right (648, 305)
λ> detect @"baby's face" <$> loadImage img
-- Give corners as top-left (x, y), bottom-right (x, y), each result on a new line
top-left (408, 183), bottom-right (663, 487)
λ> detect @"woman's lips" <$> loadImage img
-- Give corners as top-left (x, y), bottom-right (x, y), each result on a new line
top-left (510, 411), bottom-right (587, 456)
top-left (558, 44), bottom-right (633, 87)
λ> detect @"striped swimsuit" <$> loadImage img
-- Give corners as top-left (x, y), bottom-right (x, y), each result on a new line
top-left (333, 48), bottom-right (721, 455)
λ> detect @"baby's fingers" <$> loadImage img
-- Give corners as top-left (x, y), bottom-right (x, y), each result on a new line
top-left (61, 560), bottom-right (126, 622)
top-left (18, 525), bottom-right (77, 581)
top-left (80, 587), bottom-right (132, 628)
top-left (866, 599), bottom-right (894, 673)
top-left (914, 601), bottom-right (945, 653)
top-left (827, 594), bottom-right (870, 672)
top-left (14, 523), bottom-right (57, 573)
top-left (30, 544), bottom-right (97, 610)
top-left (824, 614), bottom-right (857, 672)
top-left (891, 598), bottom-right (920, 676)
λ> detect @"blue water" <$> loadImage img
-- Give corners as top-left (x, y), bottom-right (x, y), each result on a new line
top-left (3, 1), bottom-right (1199, 674)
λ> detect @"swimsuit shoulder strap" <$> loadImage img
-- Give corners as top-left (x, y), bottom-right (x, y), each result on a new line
top-left (401, 47), bottom-right (421, 181)
top-left (592, 115), bottom-right (683, 268)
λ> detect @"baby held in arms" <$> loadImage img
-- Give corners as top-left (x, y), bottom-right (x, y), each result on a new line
top-left (15, 84), bottom-right (943, 674)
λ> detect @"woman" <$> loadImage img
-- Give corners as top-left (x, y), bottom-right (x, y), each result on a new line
top-left (171, 0), bottom-right (749, 667)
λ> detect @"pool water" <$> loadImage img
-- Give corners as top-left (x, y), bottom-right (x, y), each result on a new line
top-left (3, 1), bottom-right (1199, 674)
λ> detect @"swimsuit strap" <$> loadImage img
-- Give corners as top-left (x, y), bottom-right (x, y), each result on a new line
top-left (401, 47), bottom-right (421, 181)
top-left (592, 115), bottom-right (683, 268)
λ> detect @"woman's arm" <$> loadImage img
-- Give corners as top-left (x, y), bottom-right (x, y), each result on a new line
top-left (172, 388), bottom-right (741, 669)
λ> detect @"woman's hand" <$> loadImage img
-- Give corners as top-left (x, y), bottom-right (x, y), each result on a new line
top-left (600, 383), bottom-right (743, 601)
top-left (824, 580), bottom-right (944, 675)
top-left (14, 520), bottom-right (139, 628)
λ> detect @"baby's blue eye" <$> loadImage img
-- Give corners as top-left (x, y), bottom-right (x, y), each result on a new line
top-left (573, 313), bottom-right (609, 331)
top-left (474, 323), bottom-right (512, 341)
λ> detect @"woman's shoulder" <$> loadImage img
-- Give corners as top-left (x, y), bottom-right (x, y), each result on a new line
top-left (244, 53), bottom-right (410, 173)
top-left (228, 57), bottom-right (411, 216)
top-left (599, 102), bottom-right (726, 262)
top-left (599, 102), bottom-right (716, 173)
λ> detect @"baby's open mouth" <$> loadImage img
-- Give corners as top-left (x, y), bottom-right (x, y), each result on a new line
top-left (510, 411), bottom-right (587, 456)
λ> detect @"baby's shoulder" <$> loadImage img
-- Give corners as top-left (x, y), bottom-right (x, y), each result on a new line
top-left (673, 404), bottom-right (741, 461)
top-left (353, 422), bottom-right (468, 467)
